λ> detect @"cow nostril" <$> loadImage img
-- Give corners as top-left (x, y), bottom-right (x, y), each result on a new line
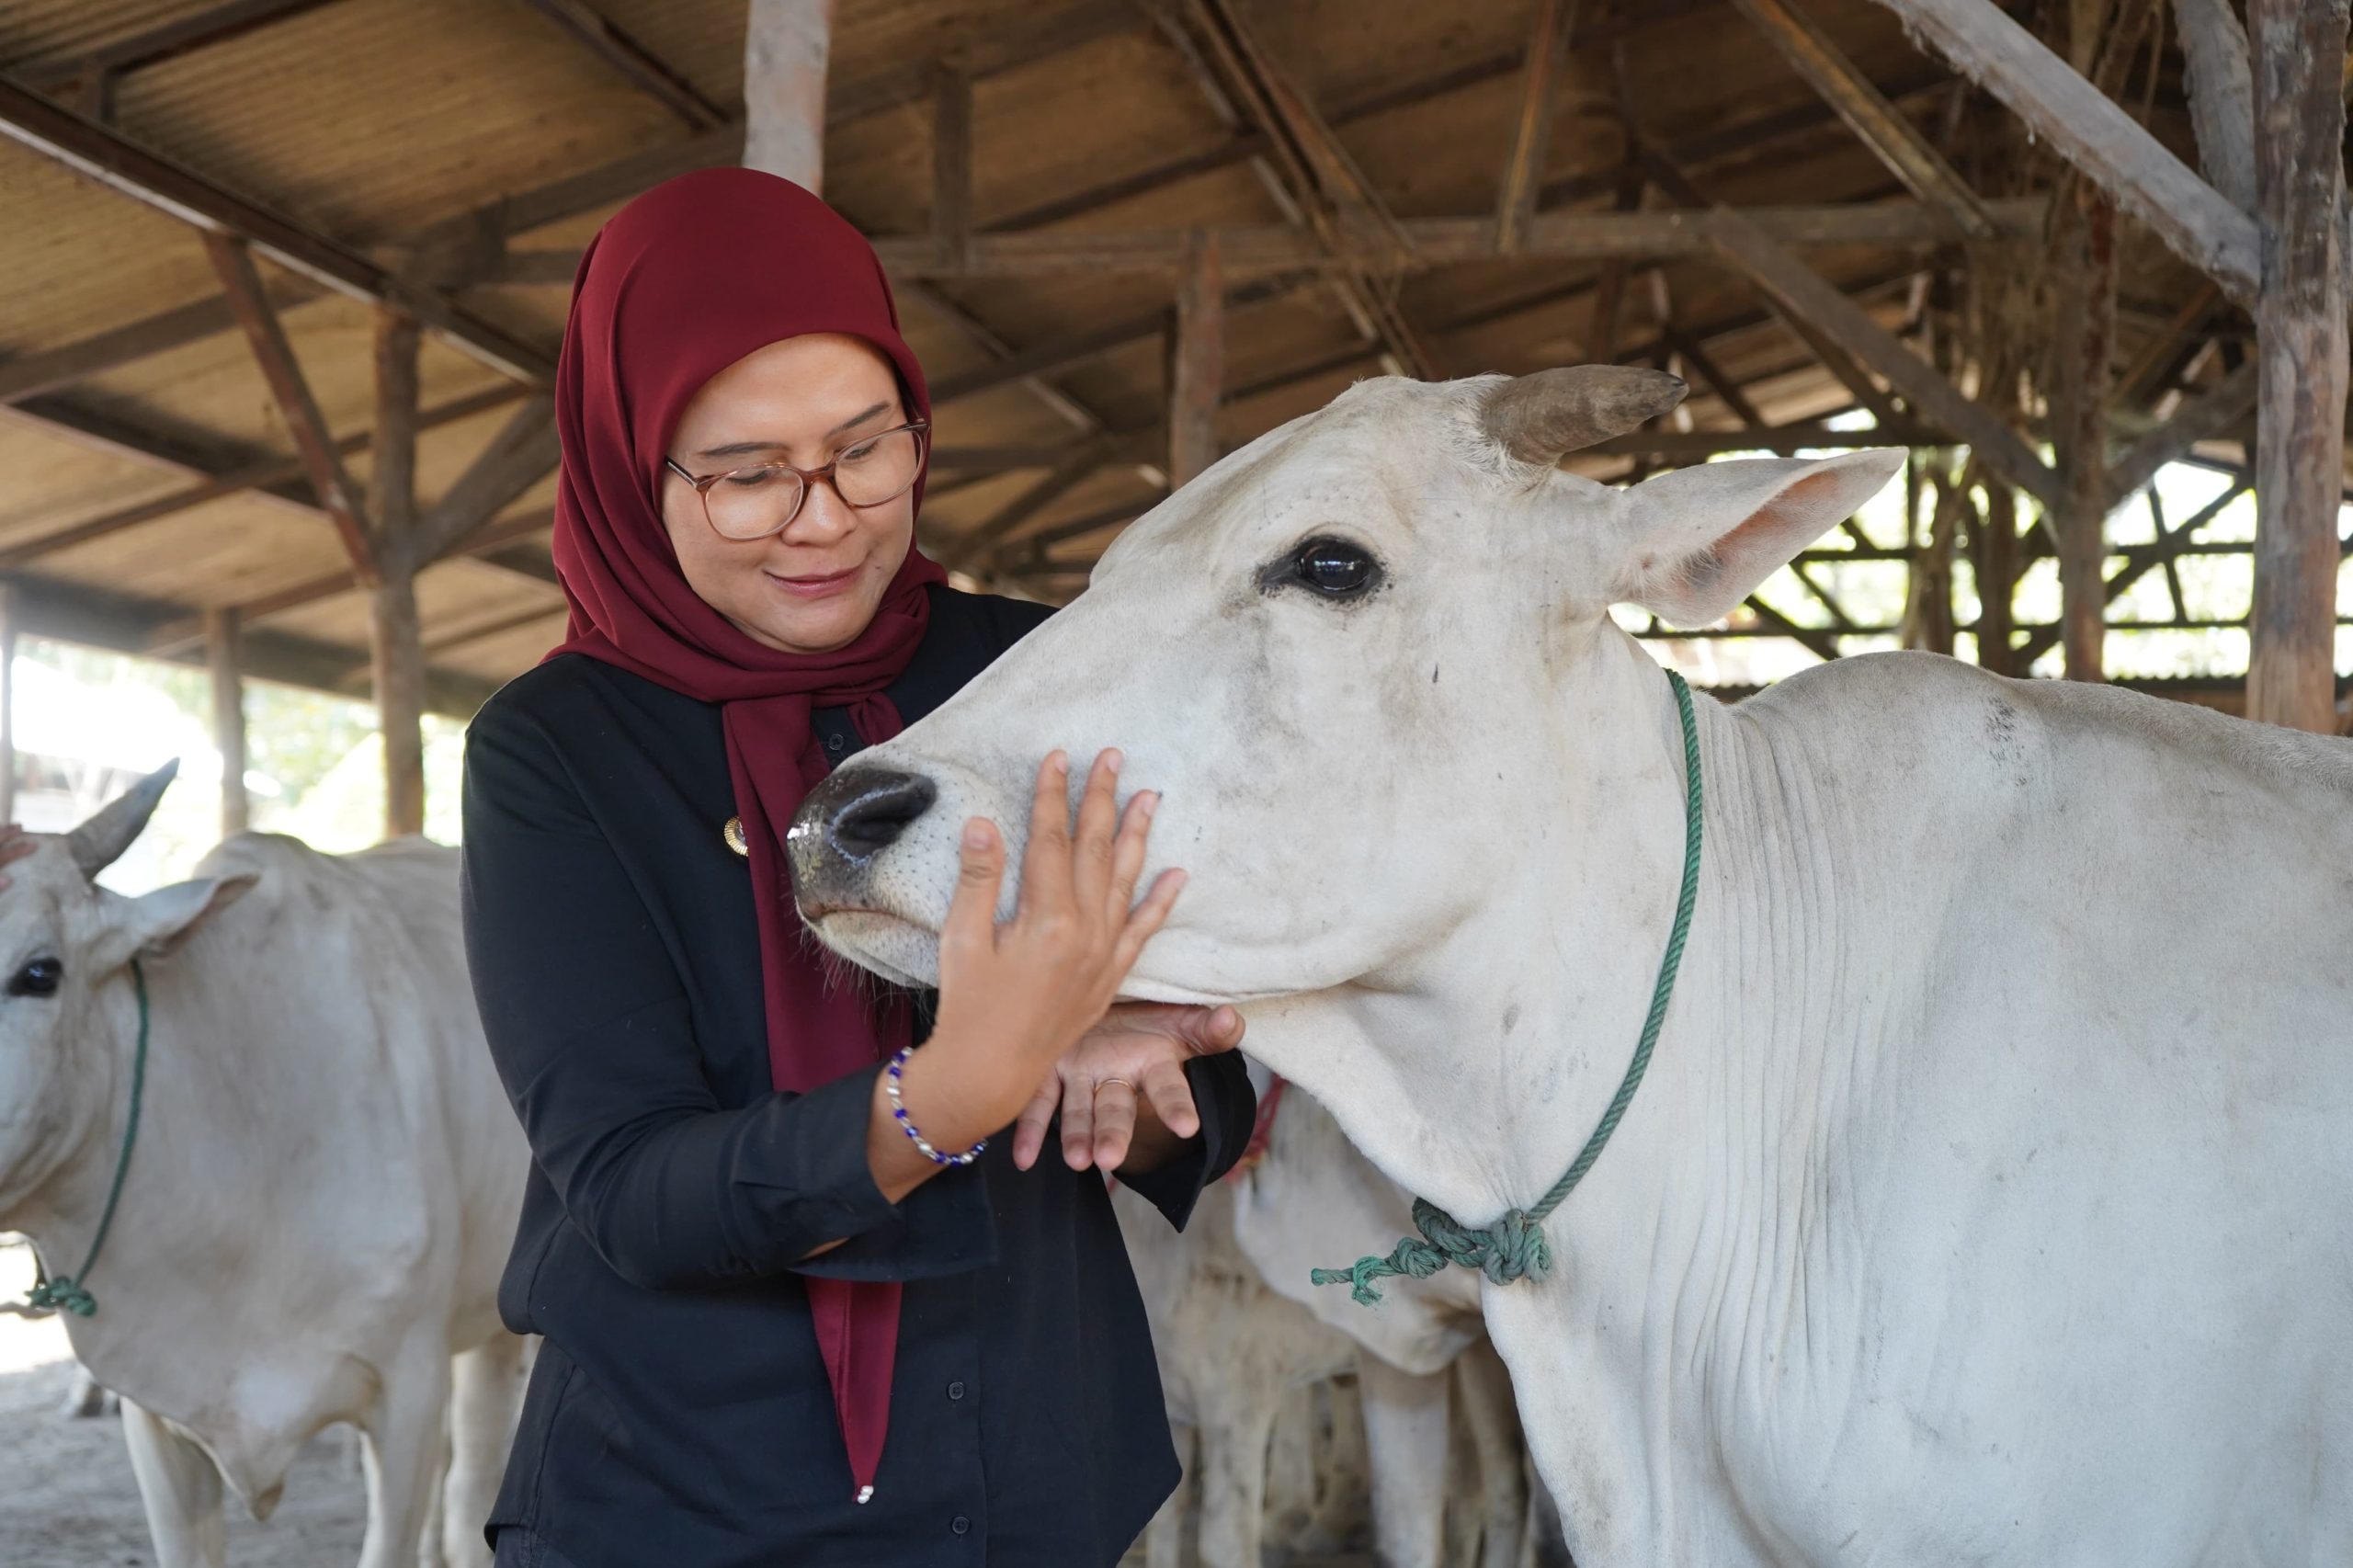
top-left (826, 771), bottom-right (938, 858)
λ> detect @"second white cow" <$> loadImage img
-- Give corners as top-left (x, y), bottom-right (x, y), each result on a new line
top-left (790, 368), bottom-right (2353, 1567)
top-left (0, 766), bottom-right (528, 1568)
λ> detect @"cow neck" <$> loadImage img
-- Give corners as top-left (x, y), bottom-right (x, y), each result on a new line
top-left (13, 960), bottom-right (150, 1320)
top-left (1310, 669), bottom-right (1702, 1307)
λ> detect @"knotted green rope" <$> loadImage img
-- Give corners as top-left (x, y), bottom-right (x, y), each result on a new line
top-left (1311, 671), bottom-right (1702, 1306)
top-left (22, 960), bottom-right (151, 1319)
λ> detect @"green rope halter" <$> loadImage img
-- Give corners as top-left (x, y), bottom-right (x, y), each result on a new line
top-left (20, 960), bottom-right (151, 1319)
top-left (1310, 670), bottom-right (1702, 1306)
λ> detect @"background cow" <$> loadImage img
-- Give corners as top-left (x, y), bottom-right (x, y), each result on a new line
top-left (0, 764), bottom-right (529, 1568)
top-left (792, 367), bottom-right (2353, 1567)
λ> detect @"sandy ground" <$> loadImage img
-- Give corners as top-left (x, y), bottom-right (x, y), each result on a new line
top-left (0, 1241), bottom-right (367, 1567)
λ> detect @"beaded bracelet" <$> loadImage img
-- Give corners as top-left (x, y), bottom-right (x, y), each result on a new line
top-left (884, 1046), bottom-right (987, 1167)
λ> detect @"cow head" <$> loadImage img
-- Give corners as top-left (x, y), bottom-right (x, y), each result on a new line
top-left (0, 763), bottom-right (255, 1221)
top-left (790, 369), bottom-right (1900, 1205)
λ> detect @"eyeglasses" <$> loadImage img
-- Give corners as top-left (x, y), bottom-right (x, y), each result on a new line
top-left (663, 419), bottom-right (930, 541)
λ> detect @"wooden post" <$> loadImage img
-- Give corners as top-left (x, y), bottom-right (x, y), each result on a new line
top-left (1906, 455), bottom-right (1959, 655)
top-left (1170, 229), bottom-right (1225, 487)
top-left (743, 0), bottom-right (835, 189)
top-left (1495, 0), bottom-right (1580, 254)
top-left (2245, 0), bottom-right (2351, 732)
top-left (205, 607), bottom-right (249, 838)
top-left (1976, 478), bottom-right (2017, 676)
top-left (2053, 188), bottom-right (2119, 683)
top-left (0, 583), bottom-right (16, 826)
top-left (932, 65), bottom-right (972, 274)
top-left (370, 312), bottom-right (426, 840)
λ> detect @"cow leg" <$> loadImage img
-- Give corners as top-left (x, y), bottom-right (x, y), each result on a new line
top-left (1302, 1372), bottom-right (1370, 1553)
top-left (358, 1345), bottom-right (455, 1568)
top-left (440, 1333), bottom-right (528, 1566)
top-left (58, 1364), bottom-right (116, 1418)
top-left (1263, 1381), bottom-right (1320, 1551)
top-left (1457, 1341), bottom-right (1527, 1568)
top-left (121, 1399), bottom-right (227, 1568)
top-left (1193, 1387), bottom-right (1277, 1568)
top-left (1358, 1353), bottom-right (1450, 1568)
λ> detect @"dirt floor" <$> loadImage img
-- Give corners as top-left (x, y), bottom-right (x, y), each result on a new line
top-left (0, 1241), bottom-right (367, 1567)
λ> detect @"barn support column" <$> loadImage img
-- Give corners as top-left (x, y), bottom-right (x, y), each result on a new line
top-left (370, 311), bottom-right (427, 840)
top-left (1170, 229), bottom-right (1224, 488)
top-left (206, 607), bottom-right (249, 837)
top-left (2053, 187), bottom-right (2118, 683)
top-left (1976, 478), bottom-right (2018, 676)
top-left (2245, 0), bottom-right (2351, 732)
top-left (744, 0), bottom-right (835, 190)
top-left (0, 583), bottom-right (17, 826)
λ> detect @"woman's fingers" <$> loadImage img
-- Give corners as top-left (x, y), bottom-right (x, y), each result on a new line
top-left (1110, 868), bottom-right (1188, 974)
top-left (1058, 1069), bottom-right (1097, 1168)
top-left (1081, 1077), bottom-right (1140, 1170)
top-left (939, 818), bottom-right (1006, 961)
top-left (1017, 752), bottom-right (1074, 920)
top-left (1070, 750), bottom-right (1122, 914)
top-left (1106, 790), bottom-right (1157, 922)
top-left (1010, 1072), bottom-right (1063, 1172)
top-left (1142, 1059), bottom-right (1199, 1141)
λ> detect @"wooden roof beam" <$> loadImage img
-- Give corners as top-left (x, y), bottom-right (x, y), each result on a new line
top-left (9, 1), bottom-right (345, 88)
top-left (1706, 206), bottom-right (2062, 506)
top-left (0, 74), bottom-right (555, 385)
top-left (204, 233), bottom-right (377, 580)
top-left (521, 0), bottom-right (726, 131)
top-left (1730, 0), bottom-right (1996, 238)
top-left (415, 397), bottom-right (561, 562)
top-left (1863, 0), bottom-right (2261, 301)
top-left (1495, 0), bottom-right (1582, 255)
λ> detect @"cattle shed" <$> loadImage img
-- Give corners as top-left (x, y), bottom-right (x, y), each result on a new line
top-left (0, 0), bottom-right (2345, 842)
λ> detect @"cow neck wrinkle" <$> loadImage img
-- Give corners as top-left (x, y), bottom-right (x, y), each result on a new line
top-left (1309, 669), bottom-right (1702, 1307)
top-left (14, 960), bottom-right (151, 1320)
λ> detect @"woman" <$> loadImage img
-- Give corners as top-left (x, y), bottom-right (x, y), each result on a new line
top-left (460, 166), bottom-right (1255, 1568)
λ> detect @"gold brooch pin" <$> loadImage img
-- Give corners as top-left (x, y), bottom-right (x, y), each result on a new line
top-left (722, 816), bottom-right (748, 858)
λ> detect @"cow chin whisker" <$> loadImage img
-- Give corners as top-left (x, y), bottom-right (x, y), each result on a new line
top-left (804, 910), bottom-right (940, 993)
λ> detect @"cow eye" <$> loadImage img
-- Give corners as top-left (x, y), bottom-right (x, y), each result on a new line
top-left (1280, 537), bottom-right (1381, 599)
top-left (8, 957), bottom-right (62, 998)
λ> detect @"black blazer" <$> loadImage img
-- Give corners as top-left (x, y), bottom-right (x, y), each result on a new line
top-left (460, 585), bottom-right (1253, 1568)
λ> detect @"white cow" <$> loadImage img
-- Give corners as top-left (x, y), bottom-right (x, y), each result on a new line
top-left (790, 368), bottom-right (2353, 1567)
top-left (0, 765), bottom-right (529, 1568)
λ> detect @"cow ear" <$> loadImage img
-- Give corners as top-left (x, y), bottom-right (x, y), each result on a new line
top-left (1608, 449), bottom-right (1905, 627)
top-left (106, 872), bottom-right (260, 963)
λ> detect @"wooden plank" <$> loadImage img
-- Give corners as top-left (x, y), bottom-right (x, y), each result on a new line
top-left (16, 1), bottom-right (341, 88)
top-left (207, 233), bottom-right (379, 580)
top-left (743, 0), bottom-right (835, 187)
top-left (2104, 357), bottom-right (2258, 504)
top-left (0, 77), bottom-right (553, 386)
top-left (2245, 0), bottom-right (2353, 731)
top-left (943, 446), bottom-right (1111, 572)
top-left (1862, 0), bottom-right (2261, 300)
top-left (0, 271), bottom-right (317, 404)
top-left (1495, 0), bottom-right (1582, 254)
top-left (1730, 0), bottom-right (1996, 236)
top-left (520, 0), bottom-right (726, 131)
top-left (931, 65), bottom-right (973, 273)
top-left (1170, 230), bottom-right (1225, 487)
top-left (1705, 205), bottom-right (2063, 506)
top-left (370, 310), bottom-right (427, 839)
top-left (0, 385), bottom-right (521, 570)
top-left (417, 396), bottom-right (562, 562)
top-left (206, 607), bottom-right (249, 836)
top-left (2052, 189), bottom-right (2119, 681)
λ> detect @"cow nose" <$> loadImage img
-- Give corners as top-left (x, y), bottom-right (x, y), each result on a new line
top-left (814, 768), bottom-right (938, 858)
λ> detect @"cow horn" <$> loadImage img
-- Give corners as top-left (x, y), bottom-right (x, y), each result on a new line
top-left (1480, 366), bottom-right (1688, 465)
top-left (67, 759), bottom-right (180, 880)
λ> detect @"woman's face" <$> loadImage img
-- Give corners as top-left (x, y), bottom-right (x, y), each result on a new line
top-left (660, 333), bottom-right (918, 656)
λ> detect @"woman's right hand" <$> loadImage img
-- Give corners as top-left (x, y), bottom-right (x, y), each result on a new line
top-left (931, 748), bottom-right (1184, 1099)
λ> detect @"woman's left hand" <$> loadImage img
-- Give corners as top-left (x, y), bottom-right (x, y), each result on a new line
top-left (1011, 1003), bottom-right (1245, 1173)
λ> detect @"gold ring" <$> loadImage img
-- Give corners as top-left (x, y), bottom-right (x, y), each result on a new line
top-left (1097, 1076), bottom-right (1135, 1093)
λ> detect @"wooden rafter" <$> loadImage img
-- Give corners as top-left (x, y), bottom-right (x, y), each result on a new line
top-left (1730, 0), bottom-right (1996, 237)
top-left (415, 397), bottom-right (563, 562)
top-left (205, 233), bottom-right (378, 580)
top-left (520, 0), bottom-right (727, 131)
top-left (0, 75), bottom-right (554, 385)
top-left (1863, 0), bottom-right (2261, 300)
top-left (1495, 0), bottom-right (1581, 254)
top-left (10, 1), bottom-right (342, 89)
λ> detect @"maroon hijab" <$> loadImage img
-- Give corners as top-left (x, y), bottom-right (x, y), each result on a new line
top-left (549, 166), bottom-right (946, 1502)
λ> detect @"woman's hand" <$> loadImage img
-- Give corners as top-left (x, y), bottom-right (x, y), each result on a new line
top-left (1011, 1003), bottom-right (1245, 1174)
top-left (868, 749), bottom-right (1187, 1201)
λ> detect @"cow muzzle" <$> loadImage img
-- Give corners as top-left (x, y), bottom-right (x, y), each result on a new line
top-left (789, 767), bottom-right (936, 894)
